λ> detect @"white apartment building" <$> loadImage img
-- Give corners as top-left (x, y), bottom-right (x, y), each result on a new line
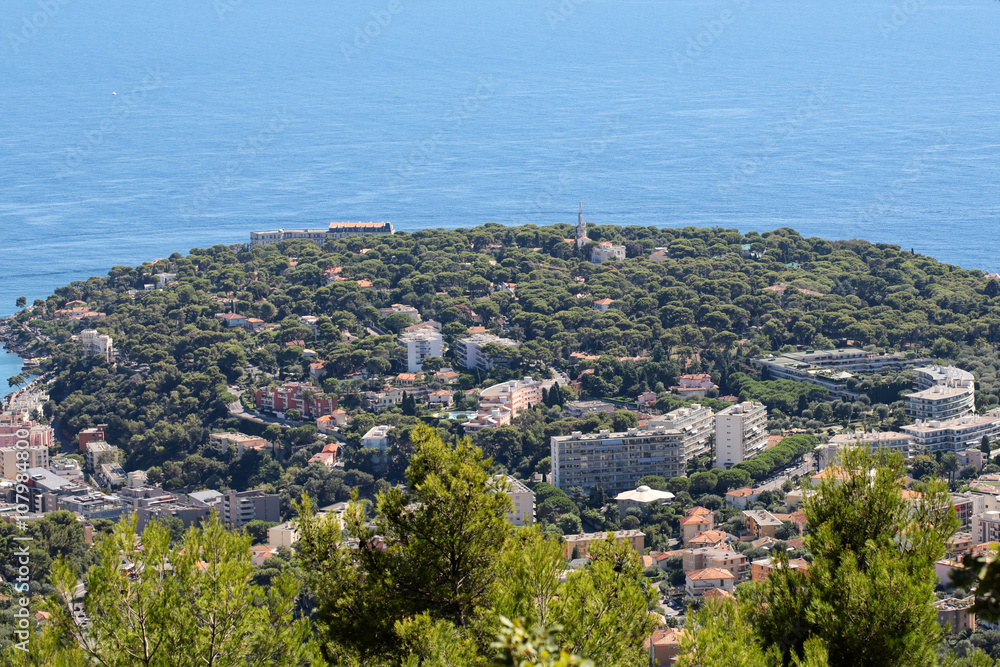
top-left (361, 425), bottom-right (392, 452)
top-left (85, 441), bottom-right (120, 473)
top-left (905, 382), bottom-right (976, 422)
top-left (551, 404), bottom-right (715, 494)
top-left (902, 412), bottom-right (1000, 453)
top-left (591, 241), bottom-right (626, 264)
top-left (971, 511), bottom-right (1000, 544)
top-left (821, 431), bottom-right (917, 465)
top-left (455, 333), bottom-right (519, 371)
top-left (249, 221), bottom-right (394, 246)
top-left (501, 476), bottom-right (535, 526)
top-left (398, 329), bottom-right (444, 373)
top-left (80, 329), bottom-right (113, 362)
top-left (714, 401), bottom-right (768, 469)
top-left (913, 365), bottom-right (975, 391)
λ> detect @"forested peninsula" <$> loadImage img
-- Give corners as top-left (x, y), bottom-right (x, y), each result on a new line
top-left (7, 223), bottom-right (1000, 665)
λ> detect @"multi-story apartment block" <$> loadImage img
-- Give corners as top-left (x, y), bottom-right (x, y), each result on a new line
top-left (249, 221), bottom-right (394, 246)
top-left (590, 241), bottom-right (626, 264)
top-left (85, 441), bottom-right (120, 473)
top-left (255, 382), bottom-right (337, 419)
top-left (905, 382), bottom-right (976, 422)
top-left (914, 366), bottom-right (975, 391)
top-left (952, 493), bottom-right (987, 527)
top-left (550, 405), bottom-right (714, 495)
top-left (685, 568), bottom-right (735, 597)
top-left (901, 412), bottom-right (1000, 453)
top-left (714, 401), bottom-right (768, 469)
top-left (821, 430), bottom-right (918, 464)
top-left (562, 529), bottom-right (644, 559)
top-left (500, 476), bottom-right (535, 526)
top-left (0, 445), bottom-right (48, 480)
top-left (463, 377), bottom-right (542, 435)
top-left (754, 348), bottom-right (928, 397)
top-left (220, 489), bottom-right (280, 529)
top-left (744, 509), bottom-right (783, 539)
top-left (682, 547), bottom-right (751, 583)
top-left (398, 329), bottom-right (444, 373)
top-left (0, 414), bottom-right (54, 451)
top-left (455, 333), bottom-right (519, 371)
top-left (935, 597), bottom-right (976, 634)
top-left (971, 511), bottom-right (1000, 544)
top-left (80, 329), bottom-right (114, 362)
top-left (361, 425), bottom-right (391, 452)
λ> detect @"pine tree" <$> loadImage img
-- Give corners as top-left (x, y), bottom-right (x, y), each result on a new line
top-left (741, 446), bottom-right (958, 667)
top-left (8, 514), bottom-right (311, 666)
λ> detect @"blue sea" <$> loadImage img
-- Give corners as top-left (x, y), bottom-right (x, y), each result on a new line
top-left (1, 0), bottom-right (998, 333)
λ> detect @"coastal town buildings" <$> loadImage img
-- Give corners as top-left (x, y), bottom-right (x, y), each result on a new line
top-left (591, 241), bottom-right (626, 264)
top-left (463, 377), bottom-right (542, 434)
top-left (249, 221), bottom-right (394, 246)
top-left (455, 333), bottom-right (519, 371)
top-left (714, 401), bottom-right (768, 469)
top-left (562, 529), bottom-right (644, 559)
top-left (210, 432), bottom-right (274, 457)
top-left (398, 329), bottom-right (444, 373)
top-left (905, 382), bottom-right (976, 422)
top-left (682, 547), bottom-right (750, 583)
top-left (500, 475), bottom-right (535, 526)
top-left (80, 329), bottom-right (113, 362)
top-left (219, 489), bottom-right (281, 529)
top-left (753, 348), bottom-right (928, 397)
top-left (820, 430), bottom-right (918, 464)
top-left (550, 404), bottom-right (714, 494)
top-left (901, 411), bottom-right (1000, 453)
top-left (669, 373), bottom-right (718, 399)
top-left (379, 304), bottom-right (421, 323)
top-left (254, 382), bottom-right (336, 419)
top-left (685, 568), bottom-right (735, 597)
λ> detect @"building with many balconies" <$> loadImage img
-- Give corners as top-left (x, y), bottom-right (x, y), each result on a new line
top-left (249, 221), bottom-right (394, 246)
top-left (905, 381), bottom-right (976, 422)
top-left (902, 411), bottom-right (1000, 453)
top-left (550, 404), bottom-right (714, 494)
top-left (455, 333), bottom-right (519, 371)
top-left (220, 489), bottom-right (280, 529)
top-left (714, 401), bottom-right (768, 469)
top-left (398, 329), bottom-right (444, 373)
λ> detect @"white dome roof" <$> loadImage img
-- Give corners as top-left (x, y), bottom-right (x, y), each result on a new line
top-left (636, 485), bottom-right (652, 492)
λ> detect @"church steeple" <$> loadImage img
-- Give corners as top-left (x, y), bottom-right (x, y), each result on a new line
top-left (576, 201), bottom-right (589, 248)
